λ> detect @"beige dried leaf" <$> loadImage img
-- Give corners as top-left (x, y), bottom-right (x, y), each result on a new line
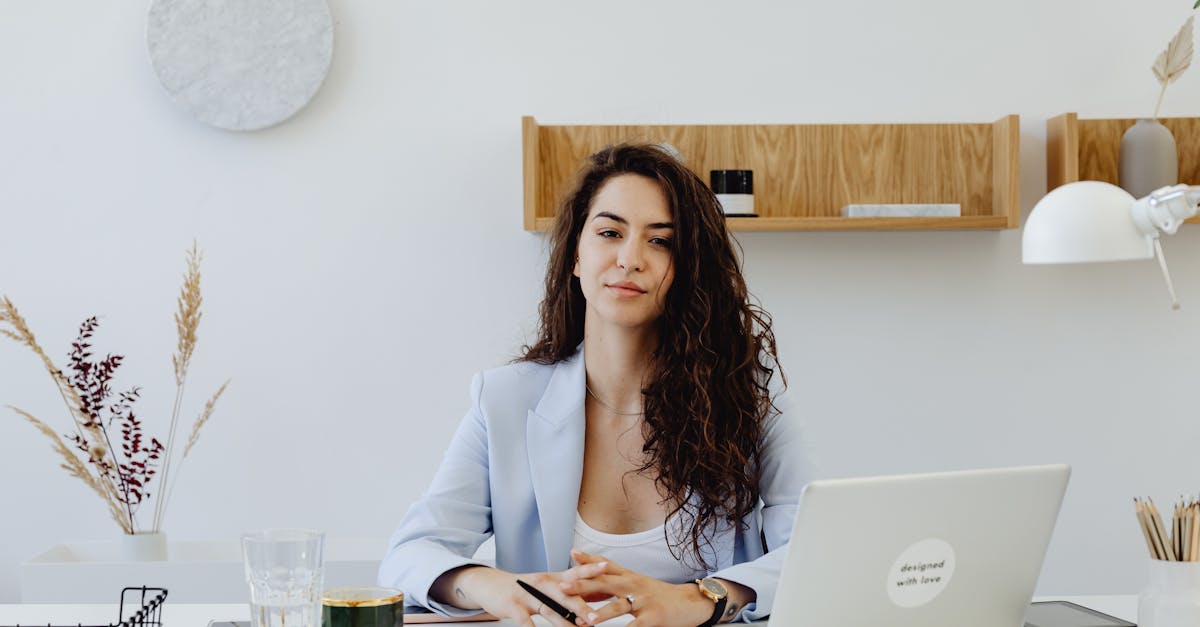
top-left (1152, 16), bottom-right (1195, 118)
top-left (1154, 16), bottom-right (1194, 86)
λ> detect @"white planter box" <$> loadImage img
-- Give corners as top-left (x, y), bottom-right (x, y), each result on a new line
top-left (21, 538), bottom-right (386, 603)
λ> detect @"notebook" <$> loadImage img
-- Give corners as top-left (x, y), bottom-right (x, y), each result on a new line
top-left (768, 464), bottom-right (1070, 627)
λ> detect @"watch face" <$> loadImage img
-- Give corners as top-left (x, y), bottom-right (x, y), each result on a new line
top-left (701, 578), bottom-right (728, 597)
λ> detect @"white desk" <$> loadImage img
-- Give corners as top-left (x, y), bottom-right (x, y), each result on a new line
top-left (21, 540), bottom-right (386, 603)
top-left (0, 596), bottom-right (1138, 627)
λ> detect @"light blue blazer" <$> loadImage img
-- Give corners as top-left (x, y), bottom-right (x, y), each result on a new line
top-left (378, 348), bottom-right (814, 622)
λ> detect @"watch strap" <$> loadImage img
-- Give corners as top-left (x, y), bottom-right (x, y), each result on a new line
top-left (697, 595), bottom-right (727, 627)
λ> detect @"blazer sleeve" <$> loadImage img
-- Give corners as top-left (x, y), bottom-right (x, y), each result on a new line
top-left (709, 382), bottom-right (817, 622)
top-left (377, 373), bottom-right (494, 617)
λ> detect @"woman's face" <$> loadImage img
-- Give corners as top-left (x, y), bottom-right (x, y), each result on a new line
top-left (573, 173), bottom-right (676, 332)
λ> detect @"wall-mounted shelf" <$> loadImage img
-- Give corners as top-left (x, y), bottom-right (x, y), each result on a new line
top-left (1047, 112), bottom-right (1200, 223)
top-left (522, 115), bottom-right (1020, 232)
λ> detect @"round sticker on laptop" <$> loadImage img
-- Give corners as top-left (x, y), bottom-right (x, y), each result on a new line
top-left (886, 538), bottom-right (956, 608)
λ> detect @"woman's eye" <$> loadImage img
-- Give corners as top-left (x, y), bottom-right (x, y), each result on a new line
top-left (598, 229), bottom-right (620, 238)
top-left (651, 237), bottom-right (672, 247)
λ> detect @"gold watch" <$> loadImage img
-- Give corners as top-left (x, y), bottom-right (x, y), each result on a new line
top-left (695, 577), bottom-right (729, 627)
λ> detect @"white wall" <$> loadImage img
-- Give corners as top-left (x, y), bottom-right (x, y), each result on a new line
top-left (2, 0), bottom-right (1198, 602)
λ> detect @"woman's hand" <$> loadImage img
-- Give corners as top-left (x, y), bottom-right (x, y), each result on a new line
top-left (431, 562), bottom-right (607, 627)
top-left (557, 549), bottom-right (723, 627)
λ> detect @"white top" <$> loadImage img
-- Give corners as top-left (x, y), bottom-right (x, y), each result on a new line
top-left (573, 512), bottom-right (708, 583)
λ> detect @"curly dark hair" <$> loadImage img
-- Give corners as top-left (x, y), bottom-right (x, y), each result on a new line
top-left (521, 142), bottom-right (783, 570)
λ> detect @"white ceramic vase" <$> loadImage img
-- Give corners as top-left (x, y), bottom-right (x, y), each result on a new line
top-left (1119, 119), bottom-right (1178, 198)
top-left (120, 531), bottom-right (167, 561)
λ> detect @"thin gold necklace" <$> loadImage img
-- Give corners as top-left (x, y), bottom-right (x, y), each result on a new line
top-left (585, 383), bottom-right (644, 416)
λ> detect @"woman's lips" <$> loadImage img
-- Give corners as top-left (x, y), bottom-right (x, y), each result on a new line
top-left (606, 282), bottom-right (645, 297)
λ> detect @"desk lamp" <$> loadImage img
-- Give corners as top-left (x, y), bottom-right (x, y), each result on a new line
top-left (1022, 180), bottom-right (1200, 308)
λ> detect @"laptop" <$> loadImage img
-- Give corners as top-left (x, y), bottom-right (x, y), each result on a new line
top-left (768, 464), bottom-right (1070, 627)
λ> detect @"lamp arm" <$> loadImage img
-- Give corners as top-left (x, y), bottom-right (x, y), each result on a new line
top-left (1131, 184), bottom-right (1200, 236)
top-left (1127, 184), bottom-right (1199, 309)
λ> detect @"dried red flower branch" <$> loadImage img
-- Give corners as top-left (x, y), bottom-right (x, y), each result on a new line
top-left (61, 319), bottom-right (165, 529)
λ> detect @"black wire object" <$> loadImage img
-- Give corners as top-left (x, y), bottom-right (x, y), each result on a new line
top-left (5, 587), bottom-right (167, 627)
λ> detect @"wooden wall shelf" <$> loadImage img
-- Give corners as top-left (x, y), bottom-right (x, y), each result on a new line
top-left (522, 115), bottom-right (1020, 232)
top-left (1047, 112), bottom-right (1200, 224)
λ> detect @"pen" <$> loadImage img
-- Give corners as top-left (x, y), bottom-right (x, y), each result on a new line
top-left (516, 578), bottom-right (578, 624)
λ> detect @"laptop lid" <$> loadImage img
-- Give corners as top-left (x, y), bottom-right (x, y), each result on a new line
top-left (769, 464), bottom-right (1070, 627)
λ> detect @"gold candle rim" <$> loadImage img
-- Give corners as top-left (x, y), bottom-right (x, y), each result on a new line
top-left (322, 586), bottom-right (404, 608)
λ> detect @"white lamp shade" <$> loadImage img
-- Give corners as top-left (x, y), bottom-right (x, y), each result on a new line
top-left (1022, 181), bottom-right (1154, 264)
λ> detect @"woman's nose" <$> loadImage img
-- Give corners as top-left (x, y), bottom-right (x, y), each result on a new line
top-left (617, 241), bottom-right (644, 272)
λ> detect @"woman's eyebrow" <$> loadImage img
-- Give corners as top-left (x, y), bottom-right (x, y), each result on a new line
top-left (593, 211), bottom-right (627, 224)
top-left (593, 211), bottom-right (674, 230)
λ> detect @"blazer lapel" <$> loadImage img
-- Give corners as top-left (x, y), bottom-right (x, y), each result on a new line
top-left (527, 348), bottom-right (586, 571)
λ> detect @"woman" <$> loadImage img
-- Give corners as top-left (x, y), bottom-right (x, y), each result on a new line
top-left (379, 143), bottom-right (812, 626)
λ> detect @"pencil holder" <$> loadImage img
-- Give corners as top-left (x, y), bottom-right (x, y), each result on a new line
top-left (1138, 560), bottom-right (1200, 627)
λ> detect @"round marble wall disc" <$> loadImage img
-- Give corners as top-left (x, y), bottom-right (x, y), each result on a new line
top-left (147, 0), bottom-right (334, 131)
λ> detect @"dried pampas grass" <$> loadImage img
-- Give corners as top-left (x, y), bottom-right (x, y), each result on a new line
top-left (182, 380), bottom-right (230, 460)
top-left (1, 299), bottom-right (94, 428)
top-left (152, 242), bottom-right (227, 532)
top-left (172, 243), bottom-right (203, 386)
top-left (9, 405), bottom-right (133, 533)
top-left (157, 378), bottom-right (230, 521)
top-left (1, 298), bottom-right (131, 527)
top-left (2, 243), bottom-right (229, 534)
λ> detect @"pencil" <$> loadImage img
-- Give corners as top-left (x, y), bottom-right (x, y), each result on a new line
top-left (1191, 503), bottom-right (1200, 561)
top-left (1150, 498), bottom-right (1178, 561)
top-left (1136, 500), bottom-right (1160, 559)
top-left (1182, 503), bottom-right (1191, 562)
top-left (1174, 503), bottom-right (1183, 561)
top-left (1139, 499), bottom-right (1167, 560)
top-left (1153, 502), bottom-right (1168, 560)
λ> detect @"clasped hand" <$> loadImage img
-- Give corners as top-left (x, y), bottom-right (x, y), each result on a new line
top-left (466, 549), bottom-right (715, 627)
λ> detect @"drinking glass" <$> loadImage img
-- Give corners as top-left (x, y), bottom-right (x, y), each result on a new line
top-left (243, 528), bottom-right (326, 627)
